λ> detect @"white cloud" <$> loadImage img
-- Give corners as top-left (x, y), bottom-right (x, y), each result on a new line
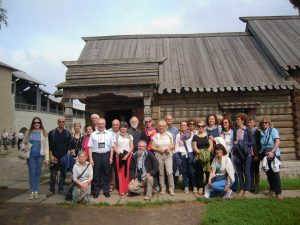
top-left (150, 15), bottom-right (183, 33)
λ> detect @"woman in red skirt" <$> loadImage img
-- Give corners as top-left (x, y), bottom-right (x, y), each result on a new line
top-left (114, 122), bottom-right (134, 195)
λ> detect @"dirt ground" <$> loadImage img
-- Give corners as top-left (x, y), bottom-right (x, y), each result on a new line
top-left (0, 148), bottom-right (206, 225)
top-left (0, 202), bottom-right (204, 225)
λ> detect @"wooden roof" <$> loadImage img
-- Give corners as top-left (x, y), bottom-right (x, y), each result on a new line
top-left (60, 19), bottom-right (300, 93)
top-left (241, 16), bottom-right (300, 76)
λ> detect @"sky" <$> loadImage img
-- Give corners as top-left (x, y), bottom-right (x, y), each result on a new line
top-left (0, 0), bottom-right (298, 94)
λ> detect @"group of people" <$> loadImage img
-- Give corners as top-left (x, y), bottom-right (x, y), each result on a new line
top-left (20, 112), bottom-right (283, 203)
top-left (0, 130), bottom-right (19, 150)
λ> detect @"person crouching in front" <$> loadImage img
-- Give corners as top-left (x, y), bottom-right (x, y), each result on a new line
top-left (128, 140), bottom-right (159, 200)
top-left (205, 139), bottom-right (235, 199)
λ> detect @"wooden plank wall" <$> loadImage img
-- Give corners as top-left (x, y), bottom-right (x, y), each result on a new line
top-left (152, 91), bottom-right (296, 160)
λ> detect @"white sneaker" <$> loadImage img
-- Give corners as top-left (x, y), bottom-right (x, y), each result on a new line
top-left (29, 192), bottom-right (34, 200)
top-left (223, 189), bottom-right (232, 199)
top-left (34, 192), bottom-right (39, 199)
top-left (169, 190), bottom-right (175, 196)
top-left (184, 187), bottom-right (189, 193)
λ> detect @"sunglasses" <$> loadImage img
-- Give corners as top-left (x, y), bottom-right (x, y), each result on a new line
top-left (58, 121), bottom-right (65, 123)
top-left (262, 122), bottom-right (269, 124)
top-left (145, 121), bottom-right (151, 124)
top-left (223, 121), bottom-right (228, 124)
top-left (189, 123), bottom-right (195, 126)
top-left (197, 125), bottom-right (205, 128)
top-left (33, 121), bottom-right (40, 124)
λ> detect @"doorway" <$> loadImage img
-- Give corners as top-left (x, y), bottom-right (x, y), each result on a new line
top-left (105, 110), bottom-right (132, 129)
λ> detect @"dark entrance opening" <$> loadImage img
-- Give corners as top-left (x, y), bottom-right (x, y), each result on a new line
top-left (105, 110), bottom-right (132, 129)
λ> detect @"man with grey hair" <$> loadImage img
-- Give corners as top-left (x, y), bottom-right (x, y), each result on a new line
top-left (129, 140), bottom-right (158, 200)
top-left (91, 114), bottom-right (100, 131)
top-left (165, 114), bottom-right (178, 144)
top-left (128, 116), bottom-right (141, 153)
top-left (88, 118), bottom-right (114, 198)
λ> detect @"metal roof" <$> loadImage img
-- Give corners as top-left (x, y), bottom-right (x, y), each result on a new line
top-left (67, 31), bottom-right (299, 93)
top-left (13, 71), bottom-right (46, 86)
top-left (240, 16), bottom-right (300, 75)
top-left (0, 61), bottom-right (18, 71)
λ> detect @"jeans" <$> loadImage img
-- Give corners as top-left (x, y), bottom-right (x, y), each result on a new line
top-left (49, 158), bottom-right (66, 193)
top-left (92, 152), bottom-right (110, 195)
top-left (181, 155), bottom-right (196, 188)
top-left (27, 156), bottom-right (44, 192)
top-left (210, 178), bottom-right (230, 197)
top-left (236, 155), bottom-right (252, 192)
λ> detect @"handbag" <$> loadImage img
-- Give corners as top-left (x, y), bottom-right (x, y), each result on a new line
top-left (18, 142), bottom-right (32, 160)
top-left (65, 163), bottom-right (91, 201)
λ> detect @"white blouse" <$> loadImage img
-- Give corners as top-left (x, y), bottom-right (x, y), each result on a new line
top-left (175, 133), bottom-right (194, 156)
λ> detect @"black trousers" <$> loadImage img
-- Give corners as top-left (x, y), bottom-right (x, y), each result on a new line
top-left (92, 152), bottom-right (110, 195)
top-left (194, 159), bottom-right (209, 188)
top-left (266, 158), bottom-right (282, 195)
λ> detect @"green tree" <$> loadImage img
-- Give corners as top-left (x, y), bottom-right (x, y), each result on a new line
top-left (290, 0), bottom-right (300, 15)
top-left (0, 0), bottom-right (8, 30)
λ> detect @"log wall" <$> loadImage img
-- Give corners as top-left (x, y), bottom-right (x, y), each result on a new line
top-left (152, 90), bottom-right (296, 160)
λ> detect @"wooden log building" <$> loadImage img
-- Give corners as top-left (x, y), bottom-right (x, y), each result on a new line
top-left (57, 16), bottom-right (300, 161)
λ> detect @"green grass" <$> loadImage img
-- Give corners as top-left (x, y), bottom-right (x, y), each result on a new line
top-left (201, 197), bottom-right (300, 225)
top-left (259, 178), bottom-right (300, 191)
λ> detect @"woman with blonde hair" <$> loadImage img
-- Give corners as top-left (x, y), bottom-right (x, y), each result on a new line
top-left (152, 120), bottom-right (175, 196)
top-left (259, 117), bottom-right (283, 200)
top-left (22, 117), bottom-right (49, 200)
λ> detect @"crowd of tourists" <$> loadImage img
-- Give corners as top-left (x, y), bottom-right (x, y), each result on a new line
top-left (19, 112), bottom-right (283, 203)
top-left (0, 129), bottom-right (22, 150)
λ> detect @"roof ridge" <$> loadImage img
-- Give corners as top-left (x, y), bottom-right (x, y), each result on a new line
top-left (240, 15), bottom-right (300, 22)
top-left (82, 32), bottom-right (249, 41)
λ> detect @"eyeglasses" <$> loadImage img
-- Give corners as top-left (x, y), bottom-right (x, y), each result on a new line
top-left (189, 123), bottom-right (195, 126)
top-left (58, 121), bottom-right (65, 123)
top-left (33, 122), bottom-right (40, 124)
top-left (197, 125), bottom-right (205, 128)
top-left (223, 121), bottom-right (228, 124)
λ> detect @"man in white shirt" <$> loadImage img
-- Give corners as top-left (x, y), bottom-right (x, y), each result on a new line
top-left (88, 118), bottom-right (114, 198)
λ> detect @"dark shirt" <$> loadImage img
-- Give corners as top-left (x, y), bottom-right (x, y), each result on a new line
top-left (48, 128), bottom-right (71, 159)
top-left (70, 136), bottom-right (83, 157)
top-left (129, 151), bottom-right (158, 180)
top-left (128, 127), bottom-right (141, 153)
top-left (192, 135), bottom-right (209, 149)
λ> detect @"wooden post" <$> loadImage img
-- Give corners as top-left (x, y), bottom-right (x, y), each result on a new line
top-left (46, 95), bottom-right (50, 112)
top-left (64, 98), bottom-right (73, 132)
top-left (144, 91), bottom-right (152, 119)
top-left (293, 89), bottom-right (300, 159)
top-left (36, 84), bottom-right (41, 111)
